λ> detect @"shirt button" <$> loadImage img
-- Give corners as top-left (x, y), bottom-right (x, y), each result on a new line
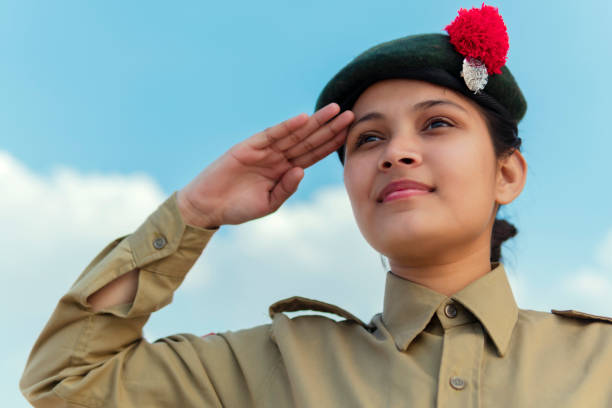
top-left (449, 376), bottom-right (466, 390)
top-left (444, 303), bottom-right (458, 318)
top-left (153, 237), bottom-right (167, 249)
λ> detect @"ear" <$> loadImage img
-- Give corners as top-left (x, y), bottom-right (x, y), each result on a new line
top-left (495, 149), bottom-right (527, 205)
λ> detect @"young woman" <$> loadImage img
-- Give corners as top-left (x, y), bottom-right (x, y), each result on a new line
top-left (21, 4), bottom-right (612, 407)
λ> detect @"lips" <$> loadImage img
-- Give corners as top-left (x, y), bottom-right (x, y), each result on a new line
top-left (377, 179), bottom-right (435, 203)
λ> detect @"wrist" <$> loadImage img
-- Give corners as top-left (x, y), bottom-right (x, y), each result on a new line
top-left (176, 190), bottom-right (221, 230)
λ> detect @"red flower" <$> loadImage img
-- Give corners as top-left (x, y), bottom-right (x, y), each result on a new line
top-left (444, 3), bottom-right (509, 75)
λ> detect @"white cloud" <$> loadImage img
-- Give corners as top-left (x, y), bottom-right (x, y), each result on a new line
top-left (0, 151), bottom-right (166, 299)
top-left (596, 229), bottom-right (612, 269)
top-left (555, 268), bottom-right (612, 316)
top-left (507, 232), bottom-right (612, 317)
top-left (563, 268), bottom-right (612, 298)
top-left (553, 235), bottom-right (612, 316)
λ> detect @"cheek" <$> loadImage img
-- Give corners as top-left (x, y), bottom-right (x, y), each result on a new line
top-left (432, 142), bottom-right (496, 208)
top-left (343, 161), bottom-right (375, 219)
top-left (344, 158), bottom-right (371, 198)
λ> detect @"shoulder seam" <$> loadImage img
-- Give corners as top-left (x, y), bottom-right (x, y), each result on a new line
top-left (269, 296), bottom-right (373, 330)
top-left (551, 309), bottom-right (612, 323)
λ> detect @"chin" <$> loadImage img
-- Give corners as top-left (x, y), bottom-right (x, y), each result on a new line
top-left (365, 224), bottom-right (440, 258)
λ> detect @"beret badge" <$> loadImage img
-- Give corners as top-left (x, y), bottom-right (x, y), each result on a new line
top-left (444, 3), bottom-right (510, 94)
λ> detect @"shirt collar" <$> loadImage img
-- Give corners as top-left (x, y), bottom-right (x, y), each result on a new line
top-left (381, 262), bottom-right (518, 357)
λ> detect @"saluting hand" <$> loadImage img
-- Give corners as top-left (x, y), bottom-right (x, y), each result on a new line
top-left (177, 103), bottom-right (354, 229)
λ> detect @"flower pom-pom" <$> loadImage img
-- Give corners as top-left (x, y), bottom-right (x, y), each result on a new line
top-left (444, 3), bottom-right (509, 75)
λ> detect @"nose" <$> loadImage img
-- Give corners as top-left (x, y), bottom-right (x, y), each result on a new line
top-left (377, 134), bottom-right (423, 171)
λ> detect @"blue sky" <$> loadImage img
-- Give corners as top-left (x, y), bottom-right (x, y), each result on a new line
top-left (2, 1), bottom-right (612, 406)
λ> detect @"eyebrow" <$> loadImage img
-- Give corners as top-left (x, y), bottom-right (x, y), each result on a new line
top-left (347, 99), bottom-right (468, 133)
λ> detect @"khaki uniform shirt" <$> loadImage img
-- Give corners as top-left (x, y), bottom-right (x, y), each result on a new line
top-left (20, 192), bottom-right (612, 407)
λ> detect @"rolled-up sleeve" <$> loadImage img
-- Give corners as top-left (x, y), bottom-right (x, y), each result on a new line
top-left (19, 191), bottom-right (227, 407)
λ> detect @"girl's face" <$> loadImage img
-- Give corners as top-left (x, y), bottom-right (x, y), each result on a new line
top-left (343, 79), bottom-right (512, 264)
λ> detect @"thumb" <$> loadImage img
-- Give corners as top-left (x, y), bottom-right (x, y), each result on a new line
top-left (269, 167), bottom-right (304, 212)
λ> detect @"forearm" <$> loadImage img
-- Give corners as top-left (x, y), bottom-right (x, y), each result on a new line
top-left (87, 268), bottom-right (139, 312)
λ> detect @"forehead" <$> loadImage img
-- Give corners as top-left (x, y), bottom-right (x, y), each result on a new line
top-left (351, 79), bottom-right (480, 116)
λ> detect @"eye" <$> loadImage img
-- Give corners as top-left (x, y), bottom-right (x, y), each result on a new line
top-left (354, 133), bottom-right (382, 148)
top-left (425, 117), bottom-right (453, 130)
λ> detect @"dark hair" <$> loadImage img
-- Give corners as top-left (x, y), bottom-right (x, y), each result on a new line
top-left (339, 69), bottom-right (522, 263)
top-left (477, 91), bottom-right (521, 263)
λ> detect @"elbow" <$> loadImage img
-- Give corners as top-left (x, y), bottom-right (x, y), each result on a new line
top-left (20, 362), bottom-right (106, 407)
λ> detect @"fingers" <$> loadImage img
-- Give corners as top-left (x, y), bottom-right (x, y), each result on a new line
top-left (290, 126), bottom-right (348, 168)
top-left (272, 103), bottom-right (341, 152)
top-left (248, 112), bottom-right (309, 150)
top-left (247, 102), bottom-right (341, 151)
top-left (269, 167), bottom-right (304, 212)
top-left (283, 110), bottom-right (353, 160)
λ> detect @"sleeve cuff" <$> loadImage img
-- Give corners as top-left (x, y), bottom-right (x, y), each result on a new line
top-left (127, 190), bottom-right (218, 275)
top-left (68, 191), bottom-right (218, 315)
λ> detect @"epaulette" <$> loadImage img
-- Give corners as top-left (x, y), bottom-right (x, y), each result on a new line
top-left (269, 296), bottom-right (373, 330)
top-left (551, 309), bottom-right (612, 324)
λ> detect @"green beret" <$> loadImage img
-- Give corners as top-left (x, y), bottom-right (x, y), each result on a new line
top-left (314, 33), bottom-right (527, 163)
